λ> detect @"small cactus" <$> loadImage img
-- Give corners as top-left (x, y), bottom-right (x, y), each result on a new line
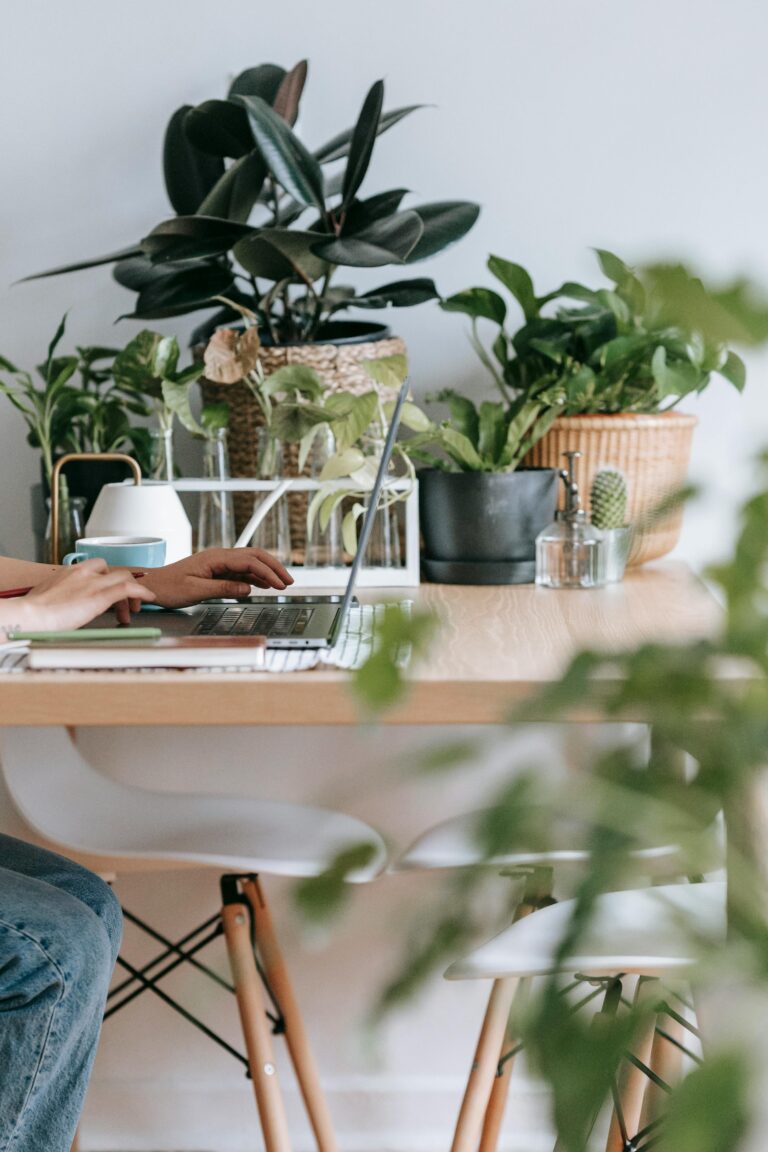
top-left (590, 468), bottom-right (628, 530)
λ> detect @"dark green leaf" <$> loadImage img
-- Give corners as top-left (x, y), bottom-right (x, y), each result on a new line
top-left (44, 314), bottom-right (68, 382)
top-left (341, 79), bottom-right (384, 210)
top-left (141, 216), bottom-right (255, 263)
top-left (488, 256), bottom-right (538, 320)
top-left (272, 59), bottom-right (308, 126)
top-left (233, 229), bottom-right (328, 282)
top-left (441, 287), bottom-right (506, 325)
top-left (163, 105), bottom-right (225, 215)
top-left (348, 278), bottom-right (438, 310)
top-left (21, 245), bottom-right (144, 283)
top-left (477, 401), bottom-right (507, 463)
top-left (406, 201), bottom-right (480, 262)
top-left (314, 105), bottom-right (424, 164)
top-left (235, 95), bottom-right (325, 210)
top-left (201, 402), bottom-right (230, 432)
top-left (433, 389), bottom-right (480, 445)
top-left (342, 189), bottom-right (409, 233)
top-left (197, 152), bottom-right (269, 222)
top-left (183, 100), bottom-right (254, 158)
top-left (122, 265), bottom-right (235, 320)
top-left (312, 211), bottom-right (423, 267)
top-left (113, 255), bottom-right (173, 291)
top-left (227, 63), bottom-right (286, 102)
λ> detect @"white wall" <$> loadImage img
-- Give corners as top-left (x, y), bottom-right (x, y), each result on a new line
top-left (2, 1), bottom-right (767, 1148)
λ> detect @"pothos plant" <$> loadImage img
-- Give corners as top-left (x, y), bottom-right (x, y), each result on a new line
top-left (111, 329), bottom-right (230, 448)
top-left (27, 60), bottom-right (479, 346)
top-left (201, 302), bottom-right (423, 554)
top-left (442, 250), bottom-right (746, 418)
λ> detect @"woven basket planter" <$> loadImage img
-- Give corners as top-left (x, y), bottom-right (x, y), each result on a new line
top-left (200, 326), bottom-right (406, 553)
top-left (523, 412), bottom-right (698, 565)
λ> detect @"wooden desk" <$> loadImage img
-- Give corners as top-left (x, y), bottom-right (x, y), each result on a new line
top-left (0, 562), bottom-right (723, 727)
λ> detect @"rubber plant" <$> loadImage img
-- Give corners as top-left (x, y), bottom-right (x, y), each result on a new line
top-left (26, 61), bottom-right (479, 346)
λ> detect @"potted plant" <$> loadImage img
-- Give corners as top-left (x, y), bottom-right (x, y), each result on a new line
top-left (442, 251), bottom-right (745, 563)
top-left (401, 387), bottom-right (561, 583)
top-left (0, 317), bottom-right (155, 557)
top-left (26, 59), bottom-right (479, 507)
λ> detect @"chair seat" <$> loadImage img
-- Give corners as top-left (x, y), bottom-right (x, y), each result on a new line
top-left (0, 727), bottom-right (386, 881)
top-left (445, 881), bottom-right (726, 981)
top-left (394, 808), bottom-right (716, 874)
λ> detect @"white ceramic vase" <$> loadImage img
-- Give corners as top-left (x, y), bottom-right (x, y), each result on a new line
top-left (85, 482), bottom-right (192, 563)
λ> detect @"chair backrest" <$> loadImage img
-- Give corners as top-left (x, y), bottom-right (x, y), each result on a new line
top-left (0, 726), bottom-right (128, 854)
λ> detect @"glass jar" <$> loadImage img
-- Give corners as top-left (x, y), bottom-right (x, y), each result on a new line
top-left (44, 495), bottom-right (86, 564)
top-left (197, 429), bottom-right (235, 551)
top-left (360, 439), bottom-right (403, 568)
top-left (305, 427), bottom-right (344, 568)
top-left (535, 516), bottom-right (606, 588)
top-left (149, 427), bottom-right (174, 482)
top-left (249, 429), bottom-right (291, 563)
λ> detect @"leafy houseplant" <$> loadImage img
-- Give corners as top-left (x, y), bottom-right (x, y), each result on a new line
top-left (396, 388), bottom-right (560, 584)
top-left (27, 59), bottom-right (478, 520)
top-left (0, 317), bottom-right (152, 488)
top-left (443, 251), bottom-right (746, 564)
top-left (28, 60), bottom-right (479, 346)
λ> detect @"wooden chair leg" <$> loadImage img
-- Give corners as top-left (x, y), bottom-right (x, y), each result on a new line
top-left (477, 1000), bottom-right (521, 1152)
top-left (222, 900), bottom-right (292, 1152)
top-left (605, 978), bottom-right (660, 1152)
top-left (453, 871), bottom-right (552, 1152)
top-left (242, 877), bottom-right (338, 1152)
top-left (639, 1007), bottom-right (686, 1131)
top-left (451, 975), bottom-right (520, 1152)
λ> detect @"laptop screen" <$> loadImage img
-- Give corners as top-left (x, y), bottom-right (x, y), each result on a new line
top-left (329, 379), bottom-right (410, 644)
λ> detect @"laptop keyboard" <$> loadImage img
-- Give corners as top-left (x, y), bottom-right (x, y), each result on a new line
top-left (193, 604), bottom-right (318, 639)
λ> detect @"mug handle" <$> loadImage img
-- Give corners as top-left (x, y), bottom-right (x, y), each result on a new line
top-left (62, 552), bottom-right (88, 566)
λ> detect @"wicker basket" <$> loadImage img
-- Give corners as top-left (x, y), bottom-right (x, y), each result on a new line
top-left (522, 412), bottom-right (698, 565)
top-left (200, 332), bottom-right (407, 551)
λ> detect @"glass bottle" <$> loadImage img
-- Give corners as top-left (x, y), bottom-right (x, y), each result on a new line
top-left (197, 429), bottom-right (235, 551)
top-left (44, 495), bottom-right (86, 564)
top-left (360, 438), bottom-right (403, 568)
top-left (149, 427), bottom-right (174, 482)
top-left (249, 428), bottom-right (292, 563)
top-left (305, 427), bottom-right (344, 568)
top-left (535, 451), bottom-right (606, 588)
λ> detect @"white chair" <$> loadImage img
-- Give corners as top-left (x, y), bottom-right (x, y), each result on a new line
top-left (445, 881), bottom-right (725, 1152)
top-left (0, 726), bottom-right (387, 1152)
top-left (395, 809), bottom-right (722, 1152)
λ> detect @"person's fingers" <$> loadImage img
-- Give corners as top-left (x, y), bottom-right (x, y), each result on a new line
top-left (209, 549), bottom-right (293, 586)
top-left (73, 557), bottom-right (110, 576)
top-left (128, 598), bottom-right (143, 614)
top-left (114, 599), bottom-right (131, 625)
top-left (195, 579), bottom-right (254, 600)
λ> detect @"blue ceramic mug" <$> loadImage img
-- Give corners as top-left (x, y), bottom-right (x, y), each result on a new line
top-left (63, 536), bottom-right (167, 569)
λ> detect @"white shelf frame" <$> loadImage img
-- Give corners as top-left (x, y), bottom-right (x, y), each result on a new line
top-left (171, 477), bottom-right (420, 588)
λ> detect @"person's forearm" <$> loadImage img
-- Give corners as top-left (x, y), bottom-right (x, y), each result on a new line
top-left (0, 557), bottom-right (59, 591)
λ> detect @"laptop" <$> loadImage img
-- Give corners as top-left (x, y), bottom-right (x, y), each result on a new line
top-left (108, 381), bottom-right (410, 650)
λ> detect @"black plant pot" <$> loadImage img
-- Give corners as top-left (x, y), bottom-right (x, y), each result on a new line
top-left (42, 456), bottom-right (139, 522)
top-left (418, 468), bottom-right (559, 585)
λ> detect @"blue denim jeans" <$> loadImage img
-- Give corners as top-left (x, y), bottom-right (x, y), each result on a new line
top-left (0, 835), bottom-right (122, 1152)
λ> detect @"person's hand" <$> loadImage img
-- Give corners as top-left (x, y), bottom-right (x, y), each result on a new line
top-left (3, 560), bottom-right (156, 633)
top-left (137, 548), bottom-right (293, 609)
